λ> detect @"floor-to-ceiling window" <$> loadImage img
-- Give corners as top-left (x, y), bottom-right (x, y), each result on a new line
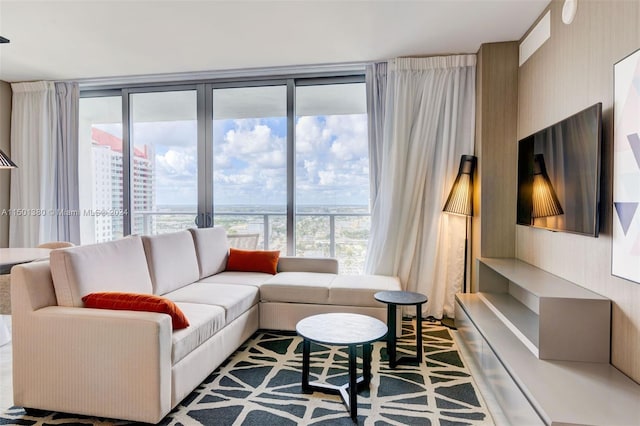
top-left (78, 95), bottom-right (124, 244)
top-left (79, 74), bottom-right (369, 272)
top-left (295, 82), bottom-right (369, 273)
top-left (130, 90), bottom-right (198, 235)
top-left (212, 85), bottom-right (287, 251)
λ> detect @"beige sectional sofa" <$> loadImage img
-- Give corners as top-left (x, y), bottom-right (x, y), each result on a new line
top-left (10, 227), bottom-right (400, 424)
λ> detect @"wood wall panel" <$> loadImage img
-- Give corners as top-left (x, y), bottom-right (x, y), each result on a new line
top-left (516, 0), bottom-right (640, 383)
top-left (471, 42), bottom-right (519, 292)
top-left (0, 81), bottom-right (11, 248)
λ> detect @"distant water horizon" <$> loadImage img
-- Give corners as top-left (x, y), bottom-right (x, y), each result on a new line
top-left (155, 204), bottom-right (370, 213)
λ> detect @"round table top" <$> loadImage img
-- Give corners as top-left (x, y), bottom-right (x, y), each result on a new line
top-left (374, 290), bottom-right (428, 305)
top-left (296, 313), bottom-right (387, 346)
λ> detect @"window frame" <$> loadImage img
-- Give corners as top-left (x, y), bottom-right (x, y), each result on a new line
top-left (80, 73), bottom-right (366, 255)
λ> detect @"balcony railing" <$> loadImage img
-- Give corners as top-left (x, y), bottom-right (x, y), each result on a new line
top-left (135, 210), bottom-right (370, 274)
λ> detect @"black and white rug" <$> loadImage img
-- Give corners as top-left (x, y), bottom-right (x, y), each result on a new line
top-left (1, 320), bottom-right (492, 425)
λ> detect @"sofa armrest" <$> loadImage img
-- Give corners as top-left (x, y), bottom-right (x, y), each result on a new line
top-left (12, 305), bottom-right (172, 424)
top-left (277, 256), bottom-right (339, 274)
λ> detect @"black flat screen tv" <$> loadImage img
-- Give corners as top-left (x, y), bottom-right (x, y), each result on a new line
top-left (516, 103), bottom-right (602, 237)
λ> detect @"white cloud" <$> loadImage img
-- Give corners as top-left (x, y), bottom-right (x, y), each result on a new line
top-left (211, 114), bottom-right (369, 206)
top-left (156, 149), bottom-right (195, 178)
top-left (318, 170), bottom-right (336, 186)
top-left (213, 170), bottom-right (255, 185)
top-left (327, 115), bottom-right (368, 161)
top-left (295, 116), bottom-right (331, 154)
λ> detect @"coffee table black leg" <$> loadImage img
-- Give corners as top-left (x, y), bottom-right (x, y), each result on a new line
top-left (363, 343), bottom-right (372, 387)
top-left (387, 303), bottom-right (397, 368)
top-left (348, 344), bottom-right (358, 421)
top-left (302, 338), bottom-right (311, 393)
top-left (415, 304), bottom-right (423, 362)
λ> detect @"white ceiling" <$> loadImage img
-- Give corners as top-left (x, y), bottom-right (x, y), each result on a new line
top-left (0, 0), bottom-right (549, 84)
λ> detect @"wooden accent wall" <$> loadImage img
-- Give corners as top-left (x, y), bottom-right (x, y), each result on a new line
top-left (517, 0), bottom-right (640, 383)
top-left (0, 81), bottom-right (11, 248)
top-left (471, 42), bottom-right (519, 291)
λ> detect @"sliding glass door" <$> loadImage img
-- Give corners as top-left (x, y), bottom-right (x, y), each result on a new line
top-left (211, 85), bottom-right (287, 251)
top-left (129, 90), bottom-right (198, 235)
top-left (295, 82), bottom-right (369, 272)
top-left (78, 95), bottom-right (124, 244)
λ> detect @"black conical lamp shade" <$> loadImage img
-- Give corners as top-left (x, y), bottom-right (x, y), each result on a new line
top-left (443, 155), bottom-right (476, 216)
top-left (0, 149), bottom-right (17, 169)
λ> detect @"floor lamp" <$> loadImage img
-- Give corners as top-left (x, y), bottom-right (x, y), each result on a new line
top-left (441, 155), bottom-right (476, 328)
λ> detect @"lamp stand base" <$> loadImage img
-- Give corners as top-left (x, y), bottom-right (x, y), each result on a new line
top-left (440, 316), bottom-right (457, 330)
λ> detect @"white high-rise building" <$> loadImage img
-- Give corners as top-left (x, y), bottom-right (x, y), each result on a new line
top-left (90, 127), bottom-right (155, 242)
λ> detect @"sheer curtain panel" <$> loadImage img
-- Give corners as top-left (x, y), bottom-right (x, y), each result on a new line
top-left (54, 82), bottom-right (80, 244)
top-left (365, 55), bottom-right (476, 319)
top-left (366, 62), bottom-right (387, 208)
top-left (9, 81), bottom-right (80, 247)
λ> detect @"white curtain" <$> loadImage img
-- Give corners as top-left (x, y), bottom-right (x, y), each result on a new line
top-left (365, 55), bottom-right (476, 319)
top-left (54, 82), bottom-right (80, 244)
top-left (9, 81), bottom-right (80, 247)
top-left (366, 62), bottom-right (387, 208)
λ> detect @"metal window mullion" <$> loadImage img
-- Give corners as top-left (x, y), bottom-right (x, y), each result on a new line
top-left (122, 89), bottom-right (132, 236)
top-left (204, 84), bottom-right (215, 226)
top-left (286, 79), bottom-right (295, 256)
top-left (196, 83), bottom-right (209, 228)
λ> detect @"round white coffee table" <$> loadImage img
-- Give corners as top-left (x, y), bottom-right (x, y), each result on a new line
top-left (296, 313), bottom-right (387, 422)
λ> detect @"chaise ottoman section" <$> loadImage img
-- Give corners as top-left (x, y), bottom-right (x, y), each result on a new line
top-left (260, 272), bottom-right (337, 304)
top-left (328, 275), bottom-right (402, 306)
top-left (258, 272), bottom-right (401, 331)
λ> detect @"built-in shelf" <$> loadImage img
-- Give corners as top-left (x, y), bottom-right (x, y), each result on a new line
top-left (476, 257), bottom-right (610, 362)
top-left (454, 257), bottom-right (640, 425)
top-left (456, 293), bottom-right (640, 426)
top-left (478, 257), bottom-right (609, 300)
top-left (479, 292), bottom-right (539, 353)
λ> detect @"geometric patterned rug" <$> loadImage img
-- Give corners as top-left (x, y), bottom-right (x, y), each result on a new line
top-left (0, 320), bottom-right (493, 425)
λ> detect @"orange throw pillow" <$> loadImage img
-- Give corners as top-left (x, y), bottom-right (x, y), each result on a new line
top-left (226, 248), bottom-right (280, 275)
top-left (82, 292), bottom-right (190, 330)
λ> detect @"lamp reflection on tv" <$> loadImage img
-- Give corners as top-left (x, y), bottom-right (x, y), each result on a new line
top-left (531, 154), bottom-right (564, 221)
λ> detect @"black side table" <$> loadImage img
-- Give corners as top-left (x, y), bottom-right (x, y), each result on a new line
top-left (374, 290), bottom-right (428, 368)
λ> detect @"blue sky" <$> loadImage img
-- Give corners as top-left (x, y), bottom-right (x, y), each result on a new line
top-left (99, 114), bottom-right (369, 208)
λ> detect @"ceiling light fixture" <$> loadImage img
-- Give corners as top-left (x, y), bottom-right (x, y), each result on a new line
top-left (0, 36), bottom-right (9, 44)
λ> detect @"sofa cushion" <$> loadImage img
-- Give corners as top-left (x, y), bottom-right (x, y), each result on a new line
top-left (198, 271), bottom-right (273, 287)
top-left (260, 272), bottom-right (336, 304)
top-left (165, 283), bottom-right (259, 324)
top-left (50, 236), bottom-right (153, 307)
top-left (226, 248), bottom-right (280, 275)
top-left (188, 227), bottom-right (229, 279)
top-left (277, 256), bottom-right (339, 274)
top-left (82, 292), bottom-right (190, 329)
top-left (328, 274), bottom-right (402, 307)
top-left (142, 231), bottom-right (200, 296)
top-left (171, 302), bottom-right (226, 365)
